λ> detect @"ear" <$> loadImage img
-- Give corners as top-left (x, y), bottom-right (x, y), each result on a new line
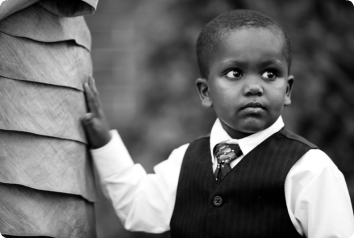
top-left (195, 78), bottom-right (213, 108)
top-left (284, 75), bottom-right (294, 106)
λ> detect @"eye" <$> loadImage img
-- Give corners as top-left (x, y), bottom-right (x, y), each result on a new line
top-left (225, 70), bottom-right (243, 79)
top-left (261, 71), bottom-right (277, 80)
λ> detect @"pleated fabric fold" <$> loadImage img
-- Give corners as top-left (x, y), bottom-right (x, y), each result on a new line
top-left (38, 0), bottom-right (99, 17)
top-left (0, 77), bottom-right (87, 143)
top-left (0, 4), bottom-right (91, 50)
top-left (0, 183), bottom-right (95, 238)
top-left (0, 1), bottom-right (99, 237)
top-left (0, 33), bottom-right (92, 91)
top-left (0, 130), bottom-right (96, 202)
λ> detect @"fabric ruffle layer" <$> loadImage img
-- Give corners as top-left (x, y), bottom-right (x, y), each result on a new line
top-left (0, 1), bottom-right (98, 237)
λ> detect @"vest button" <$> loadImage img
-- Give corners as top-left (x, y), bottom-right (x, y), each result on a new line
top-left (213, 196), bottom-right (223, 206)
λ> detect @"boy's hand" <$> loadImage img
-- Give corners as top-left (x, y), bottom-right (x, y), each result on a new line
top-left (82, 76), bottom-right (111, 149)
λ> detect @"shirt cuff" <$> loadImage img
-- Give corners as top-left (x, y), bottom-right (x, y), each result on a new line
top-left (91, 130), bottom-right (134, 177)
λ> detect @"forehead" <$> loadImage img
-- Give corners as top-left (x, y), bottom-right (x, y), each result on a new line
top-left (213, 27), bottom-right (286, 65)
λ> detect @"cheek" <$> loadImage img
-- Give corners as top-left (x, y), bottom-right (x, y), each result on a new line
top-left (269, 95), bottom-right (286, 111)
top-left (210, 88), bottom-right (235, 111)
top-left (266, 85), bottom-right (288, 107)
top-left (209, 92), bottom-right (234, 119)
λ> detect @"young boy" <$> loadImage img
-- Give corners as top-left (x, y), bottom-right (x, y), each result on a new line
top-left (82, 10), bottom-right (354, 238)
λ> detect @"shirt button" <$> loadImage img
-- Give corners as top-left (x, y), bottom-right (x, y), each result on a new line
top-left (213, 196), bottom-right (223, 206)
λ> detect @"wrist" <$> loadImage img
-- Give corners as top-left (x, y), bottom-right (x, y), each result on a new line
top-left (90, 130), bottom-right (112, 149)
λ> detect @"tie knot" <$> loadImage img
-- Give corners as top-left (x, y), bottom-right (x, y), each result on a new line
top-left (213, 143), bottom-right (243, 181)
top-left (214, 143), bottom-right (242, 163)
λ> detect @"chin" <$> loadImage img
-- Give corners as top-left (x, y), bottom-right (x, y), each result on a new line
top-left (239, 119), bottom-right (268, 134)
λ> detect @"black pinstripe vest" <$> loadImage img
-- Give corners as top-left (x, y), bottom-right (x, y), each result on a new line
top-left (170, 127), bottom-right (317, 238)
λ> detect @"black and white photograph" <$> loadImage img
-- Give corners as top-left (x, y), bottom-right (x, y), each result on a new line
top-left (0, 0), bottom-right (354, 237)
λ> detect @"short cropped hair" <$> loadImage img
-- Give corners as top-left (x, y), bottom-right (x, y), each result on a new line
top-left (196, 10), bottom-right (292, 78)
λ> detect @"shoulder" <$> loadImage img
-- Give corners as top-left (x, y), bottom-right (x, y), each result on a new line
top-left (170, 143), bottom-right (190, 157)
top-left (167, 134), bottom-right (211, 159)
top-left (154, 142), bottom-right (190, 174)
top-left (287, 148), bottom-right (343, 194)
top-left (188, 134), bottom-right (210, 146)
top-left (170, 134), bottom-right (211, 156)
top-left (294, 149), bottom-right (339, 175)
top-left (278, 128), bottom-right (318, 149)
top-left (280, 128), bottom-right (336, 175)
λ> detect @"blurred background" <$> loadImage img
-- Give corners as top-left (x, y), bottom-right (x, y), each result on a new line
top-left (85, 0), bottom-right (354, 237)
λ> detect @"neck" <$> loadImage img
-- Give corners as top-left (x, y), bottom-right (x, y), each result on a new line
top-left (220, 122), bottom-right (253, 139)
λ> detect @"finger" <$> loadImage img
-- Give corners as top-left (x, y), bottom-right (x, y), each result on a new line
top-left (81, 113), bottom-right (94, 125)
top-left (88, 76), bottom-right (102, 108)
top-left (84, 82), bottom-right (99, 116)
top-left (90, 77), bottom-right (100, 96)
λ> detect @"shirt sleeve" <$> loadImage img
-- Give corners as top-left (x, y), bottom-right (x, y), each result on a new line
top-left (91, 130), bottom-right (189, 233)
top-left (38, 0), bottom-right (99, 17)
top-left (285, 149), bottom-right (354, 238)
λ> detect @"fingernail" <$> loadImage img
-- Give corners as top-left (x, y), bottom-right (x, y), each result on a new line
top-left (86, 113), bottom-right (93, 119)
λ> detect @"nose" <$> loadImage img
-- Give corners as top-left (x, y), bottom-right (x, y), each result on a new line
top-left (243, 76), bottom-right (263, 97)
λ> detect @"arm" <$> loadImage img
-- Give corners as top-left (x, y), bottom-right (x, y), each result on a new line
top-left (82, 77), bottom-right (186, 232)
top-left (285, 149), bottom-right (354, 238)
top-left (91, 131), bottom-right (187, 232)
top-left (0, 0), bottom-right (39, 21)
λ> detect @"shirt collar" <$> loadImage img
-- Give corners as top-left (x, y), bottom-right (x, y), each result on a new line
top-left (209, 116), bottom-right (285, 162)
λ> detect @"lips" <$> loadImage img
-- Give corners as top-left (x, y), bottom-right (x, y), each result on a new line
top-left (239, 101), bottom-right (266, 114)
top-left (241, 101), bottom-right (265, 110)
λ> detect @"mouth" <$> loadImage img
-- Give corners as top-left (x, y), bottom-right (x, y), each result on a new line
top-left (241, 101), bottom-right (265, 110)
top-left (240, 102), bottom-right (266, 114)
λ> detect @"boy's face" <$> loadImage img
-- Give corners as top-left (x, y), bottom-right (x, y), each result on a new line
top-left (196, 27), bottom-right (294, 139)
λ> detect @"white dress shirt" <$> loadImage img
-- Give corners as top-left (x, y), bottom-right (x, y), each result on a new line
top-left (92, 116), bottom-right (354, 238)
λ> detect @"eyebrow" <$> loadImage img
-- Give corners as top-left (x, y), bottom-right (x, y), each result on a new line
top-left (219, 58), bottom-right (284, 68)
top-left (219, 60), bottom-right (248, 68)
